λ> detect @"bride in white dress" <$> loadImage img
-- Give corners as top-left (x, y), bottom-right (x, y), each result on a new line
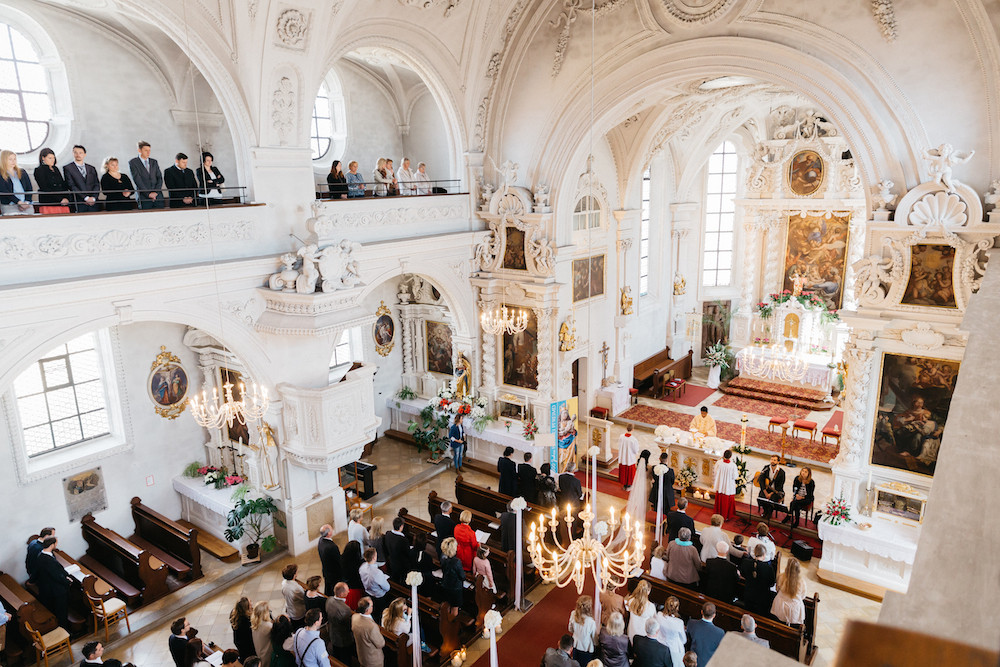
top-left (612, 448), bottom-right (652, 548)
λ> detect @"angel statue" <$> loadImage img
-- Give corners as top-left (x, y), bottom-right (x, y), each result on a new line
top-left (295, 243), bottom-right (321, 294)
top-left (984, 179), bottom-right (1000, 208)
top-left (923, 143), bottom-right (974, 193)
top-left (872, 179), bottom-right (896, 210)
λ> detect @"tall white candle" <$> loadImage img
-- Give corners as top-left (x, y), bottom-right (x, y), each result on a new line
top-left (867, 470), bottom-right (872, 490)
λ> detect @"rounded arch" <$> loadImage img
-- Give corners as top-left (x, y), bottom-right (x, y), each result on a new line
top-left (318, 22), bottom-right (467, 182)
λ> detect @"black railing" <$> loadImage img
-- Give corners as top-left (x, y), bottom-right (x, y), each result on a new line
top-left (315, 178), bottom-right (461, 200)
top-left (0, 185), bottom-right (249, 215)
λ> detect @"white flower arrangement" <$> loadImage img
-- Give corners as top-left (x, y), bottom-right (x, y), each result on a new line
top-left (510, 497), bottom-right (527, 511)
top-left (405, 571), bottom-right (423, 587)
top-left (592, 520), bottom-right (609, 537)
top-left (483, 610), bottom-right (503, 631)
top-left (588, 445), bottom-right (600, 457)
top-left (653, 464), bottom-right (666, 477)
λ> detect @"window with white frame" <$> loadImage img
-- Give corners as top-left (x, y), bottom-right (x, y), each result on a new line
top-left (311, 70), bottom-right (347, 162)
top-left (702, 141), bottom-right (738, 287)
top-left (330, 329), bottom-right (353, 367)
top-left (572, 196), bottom-right (601, 231)
top-left (639, 167), bottom-right (651, 296)
top-left (14, 332), bottom-right (109, 457)
top-left (0, 22), bottom-right (51, 153)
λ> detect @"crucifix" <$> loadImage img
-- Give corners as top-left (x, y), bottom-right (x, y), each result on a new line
top-left (600, 341), bottom-right (610, 381)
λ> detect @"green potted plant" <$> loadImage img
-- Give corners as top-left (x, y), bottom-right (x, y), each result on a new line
top-left (407, 405), bottom-right (451, 462)
top-left (704, 341), bottom-right (730, 389)
top-left (224, 485), bottom-right (285, 559)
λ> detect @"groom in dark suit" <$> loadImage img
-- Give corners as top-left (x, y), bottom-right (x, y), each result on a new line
top-left (649, 451), bottom-right (676, 514)
top-left (128, 141), bottom-right (164, 209)
top-left (63, 145), bottom-right (100, 212)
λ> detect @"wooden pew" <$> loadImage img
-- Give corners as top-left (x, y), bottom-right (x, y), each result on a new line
top-left (129, 497), bottom-right (202, 581)
top-left (0, 571), bottom-right (59, 663)
top-left (79, 514), bottom-right (169, 606)
top-left (385, 580), bottom-right (475, 658)
top-left (627, 574), bottom-right (819, 663)
top-left (379, 627), bottom-right (410, 667)
top-left (633, 347), bottom-right (694, 392)
top-left (175, 519), bottom-right (240, 563)
top-left (453, 476), bottom-right (567, 538)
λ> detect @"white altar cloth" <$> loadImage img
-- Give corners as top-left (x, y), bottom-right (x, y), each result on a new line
top-left (386, 397), bottom-right (542, 455)
top-left (817, 518), bottom-right (919, 564)
top-left (595, 383), bottom-right (630, 417)
top-left (172, 475), bottom-right (238, 540)
top-left (817, 517), bottom-right (920, 595)
top-left (735, 347), bottom-right (833, 388)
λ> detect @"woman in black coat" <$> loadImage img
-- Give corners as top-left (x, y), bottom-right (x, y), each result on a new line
top-left (786, 467), bottom-right (816, 528)
top-left (197, 152), bottom-right (225, 194)
top-left (33, 148), bottom-right (70, 212)
top-left (100, 157), bottom-right (137, 211)
top-left (439, 537), bottom-right (466, 612)
top-left (327, 160), bottom-right (348, 199)
top-left (229, 596), bottom-right (256, 660)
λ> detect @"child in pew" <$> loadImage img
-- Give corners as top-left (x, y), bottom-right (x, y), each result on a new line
top-left (471, 546), bottom-right (498, 596)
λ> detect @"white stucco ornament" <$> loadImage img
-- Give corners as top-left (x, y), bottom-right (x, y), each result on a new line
top-left (275, 9), bottom-right (309, 48)
top-left (266, 241), bottom-right (363, 294)
top-left (984, 179), bottom-right (1000, 208)
top-left (922, 143), bottom-right (974, 193)
top-left (872, 179), bottom-right (896, 210)
top-left (909, 191), bottom-right (968, 228)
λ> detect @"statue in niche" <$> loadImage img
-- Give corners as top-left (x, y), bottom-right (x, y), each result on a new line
top-left (559, 319), bottom-right (576, 352)
top-left (453, 353), bottom-right (472, 399)
top-left (922, 143), bottom-right (974, 193)
top-left (620, 286), bottom-right (634, 316)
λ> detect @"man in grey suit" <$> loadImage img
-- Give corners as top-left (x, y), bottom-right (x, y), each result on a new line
top-left (324, 582), bottom-right (354, 664)
top-left (633, 617), bottom-right (674, 666)
top-left (63, 145), bottom-right (100, 212)
top-left (732, 614), bottom-right (770, 648)
top-left (542, 634), bottom-right (580, 667)
top-left (128, 141), bottom-right (164, 209)
top-left (685, 602), bottom-right (724, 667)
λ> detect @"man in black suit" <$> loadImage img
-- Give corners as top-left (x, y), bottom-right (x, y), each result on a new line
top-left (686, 603), bottom-right (725, 667)
top-left (497, 446), bottom-right (518, 497)
top-left (168, 618), bottom-right (190, 667)
top-left (63, 145), bottom-right (101, 212)
top-left (164, 153), bottom-right (199, 208)
top-left (324, 582), bottom-right (355, 663)
top-left (433, 501), bottom-right (456, 558)
top-left (25, 526), bottom-right (55, 578)
top-left (128, 141), bottom-right (164, 209)
top-left (702, 541), bottom-right (740, 603)
top-left (383, 517), bottom-right (410, 582)
top-left (558, 459), bottom-right (583, 509)
top-left (30, 537), bottom-right (71, 628)
top-left (633, 617), bottom-right (673, 666)
top-left (81, 641), bottom-right (130, 667)
top-left (499, 502), bottom-right (516, 553)
top-left (517, 452), bottom-right (537, 503)
top-left (317, 524), bottom-right (342, 595)
top-left (649, 452), bottom-right (675, 514)
top-left (758, 455), bottom-right (786, 519)
top-left (739, 544), bottom-right (776, 615)
top-left (666, 497), bottom-right (695, 543)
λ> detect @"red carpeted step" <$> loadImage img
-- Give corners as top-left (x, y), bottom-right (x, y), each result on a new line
top-left (726, 377), bottom-right (827, 402)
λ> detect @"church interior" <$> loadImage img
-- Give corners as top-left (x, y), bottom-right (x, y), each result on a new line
top-left (0, 0), bottom-right (998, 665)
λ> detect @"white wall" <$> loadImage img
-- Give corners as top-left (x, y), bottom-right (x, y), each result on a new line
top-left (338, 65), bottom-right (404, 182)
top-left (361, 280), bottom-right (405, 437)
top-left (0, 322), bottom-right (207, 582)
top-left (402, 91), bottom-right (451, 184)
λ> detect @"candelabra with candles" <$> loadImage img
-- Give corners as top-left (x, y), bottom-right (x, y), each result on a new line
top-left (189, 378), bottom-right (270, 431)
top-left (527, 501), bottom-right (645, 594)
top-left (742, 344), bottom-right (809, 383)
top-left (480, 304), bottom-right (528, 336)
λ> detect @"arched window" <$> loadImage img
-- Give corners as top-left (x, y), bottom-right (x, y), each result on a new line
top-left (573, 195), bottom-right (601, 231)
top-left (311, 70), bottom-right (347, 162)
top-left (14, 332), bottom-right (110, 457)
top-left (0, 22), bottom-right (51, 153)
top-left (702, 141), bottom-right (738, 287)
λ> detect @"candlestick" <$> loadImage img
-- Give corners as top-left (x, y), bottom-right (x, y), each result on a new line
top-left (867, 470), bottom-right (872, 490)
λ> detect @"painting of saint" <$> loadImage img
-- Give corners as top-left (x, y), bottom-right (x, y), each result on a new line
top-left (425, 321), bottom-right (454, 375)
top-left (503, 226), bottom-right (527, 270)
top-left (150, 364), bottom-right (188, 407)
top-left (221, 367), bottom-right (251, 445)
top-left (870, 353), bottom-right (961, 478)
top-left (374, 314), bottom-right (394, 347)
top-left (572, 255), bottom-right (606, 302)
top-left (782, 213), bottom-right (850, 309)
top-left (503, 309), bottom-right (538, 389)
top-left (788, 150), bottom-right (824, 196)
top-left (550, 397), bottom-right (579, 473)
top-left (901, 244), bottom-right (957, 308)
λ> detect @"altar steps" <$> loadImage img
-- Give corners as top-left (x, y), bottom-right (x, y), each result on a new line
top-left (722, 377), bottom-right (832, 411)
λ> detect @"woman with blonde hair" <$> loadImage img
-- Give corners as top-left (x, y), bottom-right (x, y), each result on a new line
top-left (0, 150), bottom-right (34, 215)
top-left (100, 156), bottom-right (136, 211)
top-left (596, 611), bottom-right (628, 667)
top-left (381, 597), bottom-right (410, 640)
top-left (345, 160), bottom-right (364, 197)
top-left (771, 557), bottom-right (808, 624)
top-left (229, 596), bottom-right (255, 660)
top-left (366, 516), bottom-right (386, 562)
top-left (568, 595), bottom-right (596, 665)
top-left (654, 596), bottom-right (686, 666)
top-left (347, 508), bottom-right (368, 546)
top-left (624, 580), bottom-right (655, 642)
top-left (439, 537), bottom-right (464, 615)
top-left (453, 509), bottom-right (479, 571)
top-left (250, 601), bottom-right (273, 666)
top-left (699, 514), bottom-right (729, 562)
top-left (372, 158), bottom-right (391, 196)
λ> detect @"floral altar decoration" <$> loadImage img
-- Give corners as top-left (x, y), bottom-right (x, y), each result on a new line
top-left (183, 461), bottom-right (246, 490)
top-left (433, 386), bottom-right (496, 432)
top-left (522, 415), bottom-right (538, 441)
top-left (822, 495), bottom-right (852, 526)
top-left (677, 465), bottom-right (698, 490)
top-left (755, 290), bottom-right (840, 324)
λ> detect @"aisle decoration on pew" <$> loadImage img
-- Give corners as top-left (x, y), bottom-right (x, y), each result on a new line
top-left (510, 496), bottom-right (527, 610)
top-left (405, 571), bottom-right (423, 667)
top-left (483, 610), bottom-right (502, 667)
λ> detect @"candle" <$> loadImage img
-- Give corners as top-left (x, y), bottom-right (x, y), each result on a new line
top-left (867, 471), bottom-right (872, 490)
top-left (566, 504), bottom-right (573, 522)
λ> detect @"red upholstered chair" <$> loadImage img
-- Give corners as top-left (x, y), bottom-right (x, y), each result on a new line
top-left (590, 406), bottom-right (609, 420)
top-left (821, 425), bottom-right (842, 446)
top-left (793, 419), bottom-right (818, 442)
top-left (628, 387), bottom-right (639, 405)
top-left (768, 417), bottom-right (787, 434)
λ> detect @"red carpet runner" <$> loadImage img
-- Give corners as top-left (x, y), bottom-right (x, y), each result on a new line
top-left (617, 404), bottom-right (839, 464)
top-left (656, 383), bottom-right (717, 407)
top-left (711, 394), bottom-right (802, 421)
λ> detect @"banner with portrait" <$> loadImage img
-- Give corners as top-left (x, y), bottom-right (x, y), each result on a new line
top-left (549, 397), bottom-right (579, 474)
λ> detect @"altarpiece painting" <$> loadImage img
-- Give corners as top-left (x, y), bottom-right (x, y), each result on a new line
top-left (901, 244), bottom-right (957, 309)
top-left (502, 309), bottom-right (538, 389)
top-left (572, 255), bottom-right (605, 302)
top-left (782, 213), bottom-right (851, 309)
top-left (425, 321), bottom-right (454, 375)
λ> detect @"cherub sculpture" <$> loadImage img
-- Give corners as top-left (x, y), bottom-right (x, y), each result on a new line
top-left (923, 143), bottom-right (974, 193)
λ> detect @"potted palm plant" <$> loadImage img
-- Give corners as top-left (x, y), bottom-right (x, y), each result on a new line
top-left (407, 405), bottom-right (451, 463)
top-left (224, 485), bottom-right (285, 559)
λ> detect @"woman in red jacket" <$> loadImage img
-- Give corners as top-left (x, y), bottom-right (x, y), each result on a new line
top-left (453, 510), bottom-right (479, 571)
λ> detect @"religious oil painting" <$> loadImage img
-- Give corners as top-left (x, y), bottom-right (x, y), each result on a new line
top-left (572, 254), bottom-right (606, 302)
top-left (503, 226), bottom-right (528, 270)
top-left (549, 396), bottom-right (579, 473)
top-left (871, 353), bottom-right (961, 478)
top-left (782, 213), bottom-right (851, 309)
top-left (425, 320), bottom-right (454, 375)
top-left (63, 467), bottom-right (107, 522)
top-left (220, 367), bottom-right (251, 445)
top-left (503, 309), bottom-right (538, 390)
top-left (373, 300), bottom-right (395, 356)
top-left (147, 346), bottom-right (188, 420)
top-left (901, 244), bottom-right (957, 309)
top-left (787, 149), bottom-right (824, 196)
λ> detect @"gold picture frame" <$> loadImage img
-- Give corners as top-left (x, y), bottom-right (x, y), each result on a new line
top-left (147, 346), bottom-right (189, 420)
top-left (901, 243), bottom-right (958, 309)
top-left (425, 320), bottom-right (454, 375)
top-left (373, 300), bottom-right (395, 357)
top-left (787, 149), bottom-right (824, 197)
top-left (782, 212), bottom-right (851, 309)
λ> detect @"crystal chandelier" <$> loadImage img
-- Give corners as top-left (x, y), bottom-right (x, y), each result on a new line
top-left (743, 345), bottom-right (809, 383)
top-left (189, 379), bottom-right (270, 430)
top-left (480, 303), bottom-right (528, 336)
top-left (528, 502), bottom-right (645, 594)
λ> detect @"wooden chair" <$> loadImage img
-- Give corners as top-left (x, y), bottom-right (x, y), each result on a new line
top-left (792, 419), bottom-right (818, 442)
top-left (821, 425), bottom-right (841, 446)
top-left (24, 621), bottom-right (71, 667)
top-left (85, 590), bottom-right (130, 643)
top-left (767, 417), bottom-right (787, 434)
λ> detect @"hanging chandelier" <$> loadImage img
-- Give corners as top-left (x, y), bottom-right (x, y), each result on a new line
top-left (189, 379), bottom-right (270, 430)
top-left (480, 303), bottom-right (528, 336)
top-left (743, 345), bottom-right (809, 383)
top-left (528, 501), bottom-right (645, 594)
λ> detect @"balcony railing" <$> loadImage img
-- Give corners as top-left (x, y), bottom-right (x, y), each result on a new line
top-left (314, 178), bottom-right (461, 200)
top-left (0, 186), bottom-right (249, 216)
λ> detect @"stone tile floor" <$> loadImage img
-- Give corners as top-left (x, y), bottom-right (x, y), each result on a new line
top-left (58, 434), bottom-right (873, 667)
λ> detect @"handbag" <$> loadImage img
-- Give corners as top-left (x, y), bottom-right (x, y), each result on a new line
top-left (38, 205), bottom-right (70, 215)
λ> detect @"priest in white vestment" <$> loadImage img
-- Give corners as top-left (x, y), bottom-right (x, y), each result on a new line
top-left (690, 406), bottom-right (718, 438)
top-left (618, 424), bottom-right (640, 490)
top-left (713, 448), bottom-right (738, 520)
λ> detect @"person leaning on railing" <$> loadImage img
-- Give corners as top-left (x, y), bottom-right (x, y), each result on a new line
top-left (33, 147), bottom-right (71, 214)
top-left (0, 149), bottom-right (35, 216)
top-left (346, 160), bottom-right (365, 198)
top-left (327, 159), bottom-right (348, 199)
top-left (100, 157), bottom-right (137, 211)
